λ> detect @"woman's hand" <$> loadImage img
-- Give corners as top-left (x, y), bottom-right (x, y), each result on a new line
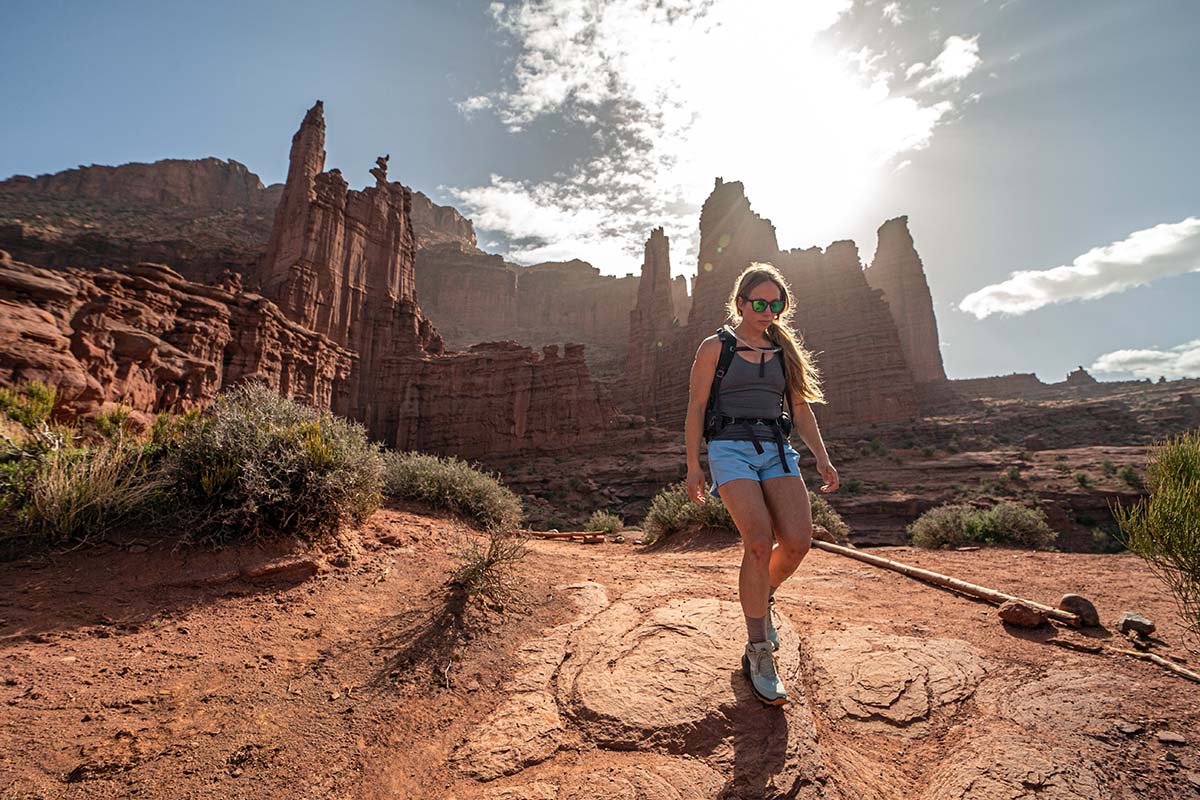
top-left (686, 465), bottom-right (708, 504)
top-left (816, 459), bottom-right (840, 493)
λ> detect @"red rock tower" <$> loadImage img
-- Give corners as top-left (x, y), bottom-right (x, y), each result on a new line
top-left (624, 227), bottom-right (676, 416)
top-left (866, 216), bottom-right (947, 383)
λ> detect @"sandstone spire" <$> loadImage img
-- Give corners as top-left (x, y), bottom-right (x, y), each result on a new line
top-left (624, 227), bottom-right (676, 415)
top-left (866, 216), bottom-right (947, 383)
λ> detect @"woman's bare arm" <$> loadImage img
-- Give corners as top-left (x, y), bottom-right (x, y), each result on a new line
top-left (790, 390), bottom-right (840, 492)
top-left (685, 336), bottom-right (721, 502)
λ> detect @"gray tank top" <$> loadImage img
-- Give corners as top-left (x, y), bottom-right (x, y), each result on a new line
top-left (711, 351), bottom-right (786, 442)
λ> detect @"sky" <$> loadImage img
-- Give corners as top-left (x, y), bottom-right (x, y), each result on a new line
top-left (2, 0), bottom-right (1198, 382)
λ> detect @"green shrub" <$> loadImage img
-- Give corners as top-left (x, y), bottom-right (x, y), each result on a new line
top-left (168, 383), bottom-right (383, 544)
top-left (909, 501), bottom-right (1056, 549)
top-left (383, 451), bottom-right (523, 533)
top-left (1102, 459), bottom-right (1116, 476)
top-left (24, 438), bottom-right (167, 545)
top-left (921, 446), bottom-right (936, 458)
top-left (450, 529), bottom-right (528, 607)
top-left (1075, 472), bottom-right (1091, 489)
top-left (586, 510), bottom-right (623, 535)
top-left (1006, 466), bottom-right (1021, 482)
top-left (869, 437), bottom-right (886, 455)
top-left (843, 478), bottom-right (864, 495)
top-left (1118, 464), bottom-right (1144, 490)
top-left (0, 381), bottom-right (56, 429)
top-left (1112, 429), bottom-right (1200, 634)
top-left (95, 405), bottom-right (134, 438)
top-left (644, 482), bottom-right (733, 542)
top-left (811, 495), bottom-right (850, 544)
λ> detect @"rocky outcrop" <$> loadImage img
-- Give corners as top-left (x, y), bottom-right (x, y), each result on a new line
top-left (0, 250), bottom-right (353, 419)
top-left (411, 191), bottom-right (477, 250)
top-left (624, 179), bottom-right (922, 430)
top-left (0, 158), bottom-right (277, 210)
top-left (257, 101), bottom-right (617, 455)
top-left (623, 228), bottom-right (678, 415)
top-left (866, 216), bottom-right (947, 384)
top-left (1064, 365), bottom-right (1098, 386)
top-left (415, 245), bottom-right (519, 346)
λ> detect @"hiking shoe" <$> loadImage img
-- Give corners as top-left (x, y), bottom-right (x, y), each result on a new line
top-left (742, 640), bottom-right (788, 705)
top-left (766, 597), bottom-right (780, 652)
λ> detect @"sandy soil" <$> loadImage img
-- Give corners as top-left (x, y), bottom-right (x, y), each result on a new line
top-left (1, 506), bottom-right (1197, 799)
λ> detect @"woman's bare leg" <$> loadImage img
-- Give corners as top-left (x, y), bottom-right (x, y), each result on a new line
top-left (717, 478), bottom-right (775, 621)
top-left (761, 475), bottom-right (814, 589)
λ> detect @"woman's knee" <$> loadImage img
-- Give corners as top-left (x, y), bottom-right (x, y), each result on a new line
top-left (740, 529), bottom-right (774, 563)
top-left (777, 526), bottom-right (813, 560)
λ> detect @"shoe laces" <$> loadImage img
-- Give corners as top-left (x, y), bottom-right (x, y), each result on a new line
top-left (749, 644), bottom-right (779, 679)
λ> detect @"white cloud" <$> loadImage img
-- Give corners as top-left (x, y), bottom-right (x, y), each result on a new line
top-left (1092, 340), bottom-right (1200, 380)
top-left (918, 34), bottom-right (981, 89)
top-left (882, 2), bottom-right (904, 25)
top-left (905, 61), bottom-right (927, 79)
top-left (453, 0), bottom-right (981, 274)
top-left (959, 216), bottom-right (1200, 319)
top-left (456, 95), bottom-right (494, 117)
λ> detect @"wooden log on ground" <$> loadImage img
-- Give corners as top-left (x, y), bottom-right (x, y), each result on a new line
top-left (810, 540), bottom-right (1082, 626)
top-left (527, 531), bottom-right (605, 543)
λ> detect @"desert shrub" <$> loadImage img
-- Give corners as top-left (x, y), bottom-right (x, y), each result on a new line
top-left (95, 405), bottom-right (135, 438)
top-left (24, 437), bottom-right (167, 545)
top-left (1074, 472), bottom-right (1091, 489)
top-left (869, 437), bottom-right (886, 455)
top-left (811, 495), bottom-right (850, 544)
top-left (586, 510), bottom-right (623, 535)
top-left (383, 451), bottom-right (523, 533)
top-left (1102, 459), bottom-right (1116, 476)
top-left (843, 478), bottom-right (864, 495)
top-left (1006, 466), bottom-right (1021, 482)
top-left (168, 383), bottom-right (383, 544)
top-left (1118, 464), bottom-right (1144, 491)
top-left (909, 501), bottom-right (1056, 549)
top-left (0, 381), bottom-right (56, 429)
top-left (643, 482), bottom-right (735, 542)
top-left (1112, 429), bottom-right (1200, 634)
top-left (450, 529), bottom-right (528, 607)
top-left (921, 446), bottom-right (936, 458)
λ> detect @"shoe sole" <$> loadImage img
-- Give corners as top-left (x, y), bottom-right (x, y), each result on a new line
top-left (741, 653), bottom-right (788, 706)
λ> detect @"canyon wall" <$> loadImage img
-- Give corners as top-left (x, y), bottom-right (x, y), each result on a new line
top-left (0, 250), bottom-right (354, 419)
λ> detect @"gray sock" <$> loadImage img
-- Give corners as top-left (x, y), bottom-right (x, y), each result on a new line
top-left (746, 614), bottom-right (768, 643)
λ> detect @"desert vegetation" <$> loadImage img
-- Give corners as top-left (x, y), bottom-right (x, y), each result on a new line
top-left (907, 500), bottom-right (1057, 550)
top-left (1113, 429), bottom-right (1200, 634)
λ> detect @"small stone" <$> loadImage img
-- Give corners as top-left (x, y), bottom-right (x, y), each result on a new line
top-left (329, 692), bottom-right (340, 701)
top-left (999, 599), bottom-right (1048, 627)
top-left (1185, 771), bottom-right (1200, 788)
top-left (1118, 612), bottom-right (1156, 636)
top-left (1115, 720), bottom-right (1143, 736)
top-left (331, 555), bottom-right (352, 568)
top-left (1058, 594), bottom-right (1100, 627)
top-left (613, 535), bottom-right (625, 544)
top-left (128, 544), bottom-right (147, 554)
top-left (303, 609), bottom-right (317, 618)
top-left (1156, 731), bottom-right (1186, 745)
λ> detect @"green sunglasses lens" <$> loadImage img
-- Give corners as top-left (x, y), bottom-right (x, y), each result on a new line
top-left (750, 299), bottom-right (785, 313)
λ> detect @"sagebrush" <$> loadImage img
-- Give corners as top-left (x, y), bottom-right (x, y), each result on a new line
top-left (383, 451), bottom-right (523, 533)
top-left (908, 500), bottom-right (1057, 549)
top-left (1112, 429), bottom-right (1200, 635)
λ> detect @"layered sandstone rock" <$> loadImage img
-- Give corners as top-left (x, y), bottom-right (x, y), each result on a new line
top-left (625, 179), bottom-right (922, 430)
top-left (411, 191), bottom-right (477, 250)
top-left (257, 101), bottom-right (617, 455)
top-left (866, 216), bottom-right (947, 384)
top-left (0, 250), bottom-right (353, 419)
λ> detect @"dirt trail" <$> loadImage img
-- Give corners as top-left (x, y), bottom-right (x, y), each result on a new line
top-left (2, 507), bottom-right (1198, 799)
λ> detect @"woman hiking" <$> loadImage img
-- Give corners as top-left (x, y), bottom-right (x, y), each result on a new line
top-left (684, 263), bottom-right (840, 706)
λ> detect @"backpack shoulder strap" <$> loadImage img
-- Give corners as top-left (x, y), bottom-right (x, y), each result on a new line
top-left (707, 326), bottom-right (738, 412)
top-left (773, 335), bottom-right (796, 421)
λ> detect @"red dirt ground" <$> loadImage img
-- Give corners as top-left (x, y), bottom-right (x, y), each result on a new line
top-left (1, 505), bottom-right (1197, 799)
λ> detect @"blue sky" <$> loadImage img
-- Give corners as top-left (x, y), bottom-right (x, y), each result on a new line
top-left (2, 0), bottom-right (1197, 382)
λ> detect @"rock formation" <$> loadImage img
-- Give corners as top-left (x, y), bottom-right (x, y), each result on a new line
top-left (410, 190), bottom-right (477, 250)
top-left (624, 228), bottom-right (678, 416)
top-left (257, 101), bottom-right (617, 454)
top-left (625, 179), bottom-right (922, 430)
top-left (865, 216), bottom-right (947, 384)
top-left (0, 250), bottom-right (353, 419)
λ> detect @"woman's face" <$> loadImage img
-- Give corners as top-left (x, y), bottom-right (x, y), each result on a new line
top-left (738, 280), bottom-right (784, 331)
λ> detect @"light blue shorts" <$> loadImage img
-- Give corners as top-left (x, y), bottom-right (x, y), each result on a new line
top-left (708, 438), bottom-right (803, 496)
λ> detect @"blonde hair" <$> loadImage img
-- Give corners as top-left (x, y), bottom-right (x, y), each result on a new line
top-left (726, 263), bottom-right (826, 404)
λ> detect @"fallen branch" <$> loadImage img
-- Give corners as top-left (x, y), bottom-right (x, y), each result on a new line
top-left (810, 541), bottom-right (1082, 626)
top-left (526, 531), bottom-right (605, 544)
top-left (1109, 648), bottom-right (1200, 683)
